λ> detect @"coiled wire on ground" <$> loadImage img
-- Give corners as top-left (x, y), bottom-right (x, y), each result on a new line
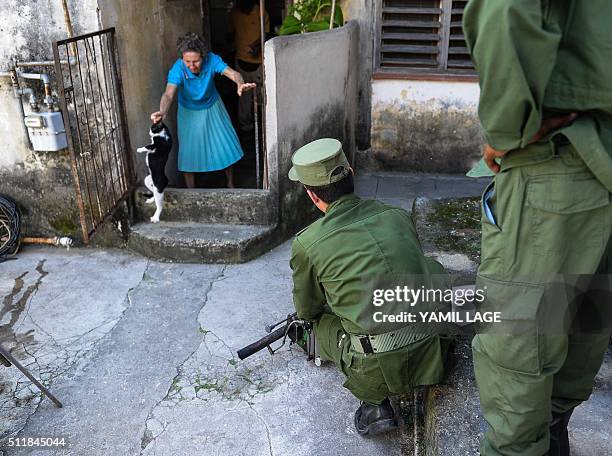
top-left (0, 195), bottom-right (21, 257)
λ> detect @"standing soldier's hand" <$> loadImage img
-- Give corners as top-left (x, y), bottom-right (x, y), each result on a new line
top-left (483, 112), bottom-right (578, 173)
top-left (529, 112), bottom-right (577, 144)
top-left (483, 144), bottom-right (507, 174)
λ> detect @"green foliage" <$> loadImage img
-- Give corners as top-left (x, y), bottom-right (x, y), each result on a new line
top-left (278, 0), bottom-right (344, 36)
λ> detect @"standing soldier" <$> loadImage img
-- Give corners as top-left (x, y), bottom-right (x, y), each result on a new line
top-left (463, 1), bottom-right (612, 455)
top-left (288, 138), bottom-right (453, 435)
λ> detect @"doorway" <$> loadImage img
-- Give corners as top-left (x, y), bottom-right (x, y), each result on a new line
top-left (205, 0), bottom-right (285, 189)
top-left (97, 0), bottom-right (286, 191)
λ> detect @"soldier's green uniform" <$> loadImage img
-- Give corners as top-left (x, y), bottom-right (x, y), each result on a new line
top-left (289, 139), bottom-right (451, 405)
top-left (464, 1), bottom-right (612, 455)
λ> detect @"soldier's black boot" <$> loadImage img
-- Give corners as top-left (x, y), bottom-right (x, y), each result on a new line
top-left (549, 409), bottom-right (574, 456)
top-left (354, 398), bottom-right (398, 436)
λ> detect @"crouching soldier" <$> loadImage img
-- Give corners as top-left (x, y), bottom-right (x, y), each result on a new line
top-left (288, 138), bottom-right (453, 435)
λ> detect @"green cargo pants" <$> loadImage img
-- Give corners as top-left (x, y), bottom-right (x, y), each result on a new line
top-left (315, 313), bottom-right (451, 405)
top-left (474, 143), bottom-right (612, 456)
top-left (315, 313), bottom-right (390, 405)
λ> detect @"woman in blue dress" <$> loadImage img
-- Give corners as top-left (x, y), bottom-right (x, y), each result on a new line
top-left (151, 32), bottom-right (255, 188)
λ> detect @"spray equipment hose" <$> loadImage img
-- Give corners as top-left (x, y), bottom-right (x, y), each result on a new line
top-left (0, 195), bottom-right (21, 256)
top-left (0, 195), bottom-right (74, 256)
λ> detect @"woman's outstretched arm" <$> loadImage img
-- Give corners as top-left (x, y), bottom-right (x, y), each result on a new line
top-left (151, 84), bottom-right (178, 123)
top-left (222, 67), bottom-right (256, 96)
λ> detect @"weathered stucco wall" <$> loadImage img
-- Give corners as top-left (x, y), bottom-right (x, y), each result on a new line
top-left (338, 0), bottom-right (484, 173)
top-left (265, 22), bottom-right (358, 235)
top-left (0, 1), bottom-right (99, 237)
top-left (367, 79), bottom-right (483, 174)
top-left (0, 0), bottom-right (202, 239)
top-left (0, 1), bottom-right (99, 68)
top-left (339, 0), bottom-right (373, 151)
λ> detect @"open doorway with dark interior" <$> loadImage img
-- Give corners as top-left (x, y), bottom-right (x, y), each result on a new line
top-left (97, 0), bottom-right (286, 191)
top-left (206, 0), bottom-right (286, 189)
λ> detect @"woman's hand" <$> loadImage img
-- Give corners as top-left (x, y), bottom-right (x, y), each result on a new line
top-left (222, 67), bottom-right (256, 97)
top-left (237, 82), bottom-right (256, 97)
top-left (151, 111), bottom-right (164, 123)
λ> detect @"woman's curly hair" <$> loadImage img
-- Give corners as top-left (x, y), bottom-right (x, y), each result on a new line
top-left (176, 32), bottom-right (209, 58)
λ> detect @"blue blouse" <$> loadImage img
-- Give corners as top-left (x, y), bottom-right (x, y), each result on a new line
top-left (167, 52), bottom-right (229, 110)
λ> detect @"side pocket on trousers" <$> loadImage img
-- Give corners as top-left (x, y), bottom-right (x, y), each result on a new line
top-left (475, 275), bottom-right (543, 375)
top-left (526, 174), bottom-right (610, 254)
top-left (475, 333), bottom-right (542, 376)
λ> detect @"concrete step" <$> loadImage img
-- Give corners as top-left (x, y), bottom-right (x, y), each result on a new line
top-left (135, 188), bottom-right (277, 225)
top-left (128, 221), bottom-right (279, 263)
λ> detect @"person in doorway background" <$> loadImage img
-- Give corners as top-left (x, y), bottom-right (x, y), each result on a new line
top-left (228, 0), bottom-right (270, 133)
top-left (151, 32), bottom-right (255, 188)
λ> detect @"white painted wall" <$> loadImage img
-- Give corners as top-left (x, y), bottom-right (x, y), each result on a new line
top-left (372, 79), bottom-right (479, 107)
top-left (0, 0), bottom-right (100, 236)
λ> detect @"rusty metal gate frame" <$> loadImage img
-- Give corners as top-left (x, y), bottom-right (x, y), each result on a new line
top-left (53, 28), bottom-right (135, 243)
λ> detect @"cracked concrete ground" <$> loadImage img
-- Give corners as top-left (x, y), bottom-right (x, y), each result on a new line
top-left (0, 250), bottom-right (149, 444)
top-left (0, 245), bottom-right (403, 456)
top-left (0, 173), bottom-right (608, 455)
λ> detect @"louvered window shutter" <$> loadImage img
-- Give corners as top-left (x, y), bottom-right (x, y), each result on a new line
top-left (376, 0), bottom-right (474, 74)
top-left (447, 0), bottom-right (473, 70)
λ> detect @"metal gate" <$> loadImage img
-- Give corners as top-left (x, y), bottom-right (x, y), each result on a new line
top-left (53, 28), bottom-right (134, 243)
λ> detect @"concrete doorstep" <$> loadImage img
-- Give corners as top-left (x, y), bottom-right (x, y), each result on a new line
top-left (127, 188), bottom-right (280, 264)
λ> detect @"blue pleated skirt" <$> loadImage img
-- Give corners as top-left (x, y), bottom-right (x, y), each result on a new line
top-left (177, 98), bottom-right (244, 172)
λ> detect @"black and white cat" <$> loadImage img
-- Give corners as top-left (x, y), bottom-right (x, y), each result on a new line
top-left (136, 122), bottom-right (172, 223)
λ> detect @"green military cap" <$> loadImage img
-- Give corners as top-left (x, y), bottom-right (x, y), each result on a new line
top-left (288, 138), bottom-right (350, 186)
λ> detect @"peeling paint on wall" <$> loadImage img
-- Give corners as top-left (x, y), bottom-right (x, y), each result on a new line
top-left (0, 0), bottom-right (99, 168)
top-left (0, 1), bottom-right (99, 64)
top-left (339, 0), bottom-right (485, 173)
top-left (0, 0), bottom-right (98, 237)
top-left (265, 23), bottom-right (359, 235)
top-left (0, 151), bottom-right (80, 238)
top-left (0, 0), bottom-right (202, 238)
top-left (339, 0), bottom-right (372, 150)
top-left (367, 80), bottom-right (483, 173)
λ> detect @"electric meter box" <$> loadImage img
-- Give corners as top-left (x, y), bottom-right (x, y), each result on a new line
top-left (25, 112), bottom-right (68, 152)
